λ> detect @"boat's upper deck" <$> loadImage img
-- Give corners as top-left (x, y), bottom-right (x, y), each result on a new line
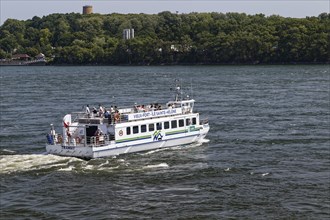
top-left (73, 99), bottom-right (196, 125)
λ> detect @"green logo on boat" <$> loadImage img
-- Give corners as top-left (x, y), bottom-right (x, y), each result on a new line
top-left (153, 130), bottom-right (163, 141)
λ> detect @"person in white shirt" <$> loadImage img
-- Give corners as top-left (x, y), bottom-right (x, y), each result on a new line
top-left (99, 104), bottom-right (104, 117)
top-left (110, 105), bottom-right (115, 114)
top-left (86, 105), bottom-right (90, 118)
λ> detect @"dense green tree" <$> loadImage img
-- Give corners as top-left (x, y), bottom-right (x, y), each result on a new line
top-left (0, 12), bottom-right (328, 64)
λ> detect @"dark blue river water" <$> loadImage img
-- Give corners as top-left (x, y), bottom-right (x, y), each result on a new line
top-left (0, 65), bottom-right (329, 219)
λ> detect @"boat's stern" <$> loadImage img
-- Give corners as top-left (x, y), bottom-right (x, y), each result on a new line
top-left (46, 143), bottom-right (94, 159)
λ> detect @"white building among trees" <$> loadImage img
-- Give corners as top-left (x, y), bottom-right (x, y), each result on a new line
top-left (123, 29), bottom-right (135, 40)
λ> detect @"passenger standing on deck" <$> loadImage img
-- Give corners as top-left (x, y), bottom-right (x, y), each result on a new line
top-left (108, 111), bottom-right (112, 124)
top-left (110, 106), bottom-right (115, 114)
top-left (86, 105), bottom-right (90, 118)
top-left (104, 108), bottom-right (110, 118)
top-left (114, 110), bottom-right (120, 123)
top-left (99, 104), bottom-right (104, 117)
top-left (92, 107), bottom-right (97, 117)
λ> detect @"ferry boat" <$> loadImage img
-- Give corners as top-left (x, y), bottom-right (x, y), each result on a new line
top-left (46, 83), bottom-right (209, 159)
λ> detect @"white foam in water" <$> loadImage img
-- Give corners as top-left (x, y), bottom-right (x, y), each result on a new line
top-left (83, 165), bottom-right (95, 170)
top-left (261, 172), bottom-right (270, 177)
top-left (143, 163), bottom-right (169, 169)
top-left (170, 145), bottom-right (185, 150)
top-left (0, 154), bottom-right (82, 174)
top-left (58, 166), bottom-right (75, 172)
top-left (80, 163), bottom-right (120, 172)
top-left (184, 139), bottom-right (209, 149)
top-left (98, 160), bottom-right (109, 167)
top-left (2, 149), bottom-right (16, 154)
top-left (198, 138), bottom-right (210, 143)
top-left (97, 165), bottom-right (120, 171)
top-left (142, 148), bottom-right (168, 155)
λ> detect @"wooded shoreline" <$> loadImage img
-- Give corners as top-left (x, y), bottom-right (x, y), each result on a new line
top-left (1, 12), bottom-right (329, 65)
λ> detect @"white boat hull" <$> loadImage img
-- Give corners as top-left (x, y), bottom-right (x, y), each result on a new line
top-left (46, 126), bottom-right (209, 159)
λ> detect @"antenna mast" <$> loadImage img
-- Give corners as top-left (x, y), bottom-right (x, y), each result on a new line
top-left (174, 79), bottom-right (181, 102)
top-left (190, 78), bottom-right (193, 99)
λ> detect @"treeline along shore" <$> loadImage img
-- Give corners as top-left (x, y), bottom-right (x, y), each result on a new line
top-left (0, 12), bottom-right (329, 65)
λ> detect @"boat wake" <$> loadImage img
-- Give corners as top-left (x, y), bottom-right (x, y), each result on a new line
top-left (0, 154), bottom-right (82, 174)
top-left (140, 147), bottom-right (170, 155)
top-left (198, 138), bottom-right (210, 143)
top-left (0, 154), bottom-right (139, 174)
top-left (1, 149), bottom-right (16, 154)
top-left (143, 163), bottom-right (169, 169)
top-left (0, 152), bottom-right (174, 174)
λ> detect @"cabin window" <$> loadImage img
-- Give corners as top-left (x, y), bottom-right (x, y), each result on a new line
top-left (141, 125), bottom-right (147, 133)
top-left (192, 117), bottom-right (197, 125)
top-left (156, 122), bottom-right (162, 130)
top-left (133, 126), bottom-right (139, 134)
top-left (179, 119), bottom-right (184, 127)
top-left (186, 118), bottom-right (191, 125)
top-left (149, 123), bottom-right (154, 132)
top-left (164, 121), bottom-right (170, 129)
top-left (126, 127), bottom-right (131, 135)
top-left (171, 120), bottom-right (177, 129)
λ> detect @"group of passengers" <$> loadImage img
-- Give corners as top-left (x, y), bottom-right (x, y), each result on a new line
top-left (85, 104), bottom-right (120, 123)
top-left (167, 103), bottom-right (176, 109)
top-left (85, 102), bottom-right (174, 122)
top-left (134, 103), bottom-right (163, 113)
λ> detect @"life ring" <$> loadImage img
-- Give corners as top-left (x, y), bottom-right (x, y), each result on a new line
top-left (119, 130), bottom-right (123, 136)
top-left (57, 135), bottom-right (63, 144)
top-left (75, 137), bottom-right (81, 144)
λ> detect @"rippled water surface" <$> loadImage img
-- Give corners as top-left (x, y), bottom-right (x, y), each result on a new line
top-left (0, 65), bottom-right (329, 219)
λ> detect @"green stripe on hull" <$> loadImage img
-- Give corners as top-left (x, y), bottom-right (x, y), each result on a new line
top-left (165, 129), bottom-right (187, 135)
top-left (116, 135), bottom-right (151, 143)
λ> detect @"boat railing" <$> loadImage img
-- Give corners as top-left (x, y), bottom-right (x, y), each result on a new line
top-left (72, 112), bottom-right (88, 123)
top-left (86, 136), bottom-right (106, 146)
top-left (75, 105), bottom-right (195, 125)
top-left (50, 133), bottom-right (115, 148)
top-left (85, 134), bottom-right (115, 147)
top-left (77, 113), bottom-right (129, 124)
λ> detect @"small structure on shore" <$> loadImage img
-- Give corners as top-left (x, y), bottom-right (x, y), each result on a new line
top-left (83, 5), bottom-right (93, 15)
top-left (12, 54), bottom-right (30, 61)
top-left (0, 53), bottom-right (46, 66)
